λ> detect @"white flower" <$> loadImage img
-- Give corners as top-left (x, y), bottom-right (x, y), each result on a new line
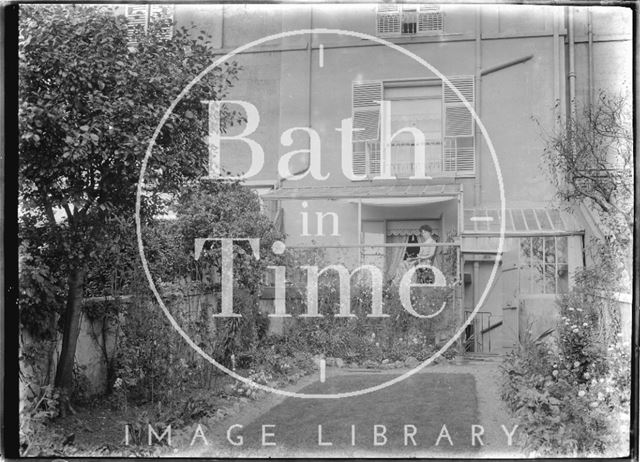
top-left (576, 308), bottom-right (583, 312)
top-left (578, 390), bottom-right (586, 397)
top-left (573, 328), bottom-right (579, 333)
top-left (590, 401), bottom-right (599, 408)
top-left (574, 361), bottom-right (581, 368)
top-left (583, 372), bottom-right (590, 379)
top-left (597, 392), bottom-right (604, 401)
top-left (552, 370), bottom-right (558, 377)
top-left (583, 323), bottom-right (589, 327)
top-left (568, 307), bottom-right (575, 311)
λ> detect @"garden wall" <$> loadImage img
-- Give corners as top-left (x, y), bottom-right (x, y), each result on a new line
top-left (19, 292), bottom-right (221, 401)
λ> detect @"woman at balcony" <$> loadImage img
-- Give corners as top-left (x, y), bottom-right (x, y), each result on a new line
top-left (390, 225), bottom-right (439, 285)
top-left (415, 224), bottom-right (438, 283)
top-left (416, 224), bottom-right (437, 265)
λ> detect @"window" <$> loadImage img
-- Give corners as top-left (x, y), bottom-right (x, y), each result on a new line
top-left (351, 76), bottom-right (475, 178)
top-left (376, 5), bottom-right (444, 36)
top-left (386, 85), bottom-right (442, 177)
top-left (125, 5), bottom-right (174, 44)
top-left (519, 236), bottom-right (569, 294)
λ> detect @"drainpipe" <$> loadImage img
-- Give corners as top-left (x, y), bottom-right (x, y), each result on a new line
top-left (587, 8), bottom-right (594, 108)
top-left (567, 7), bottom-right (577, 119)
top-left (308, 6), bottom-right (313, 131)
top-left (473, 261), bottom-right (480, 350)
top-left (220, 4), bottom-right (225, 49)
top-left (552, 7), bottom-right (560, 128)
top-left (473, 7), bottom-right (482, 207)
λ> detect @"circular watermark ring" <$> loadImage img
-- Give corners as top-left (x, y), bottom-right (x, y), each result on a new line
top-left (135, 28), bottom-right (506, 399)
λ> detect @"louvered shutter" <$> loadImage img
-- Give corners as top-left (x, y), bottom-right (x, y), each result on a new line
top-left (149, 5), bottom-right (174, 40)
top-left (352, 81), bottom-right (382, 176)
top-left (126, 5), bottom-right (174, 43)
top-left (418, 5), bottom-right (444, 33)
top-left (376, 5), bottom-right (401, 35)
top-left (126, 5), bottom-right (148, 43)
top-left (443, 76), bottom-right (475, 173)
top-left (352, 142), bottom-right (367, 176)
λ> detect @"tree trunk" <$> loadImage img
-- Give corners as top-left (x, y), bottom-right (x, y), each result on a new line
top-left (54, 266), bottom-right (86, 394)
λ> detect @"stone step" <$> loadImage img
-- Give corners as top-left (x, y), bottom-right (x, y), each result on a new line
top-left (462, 353), bottom-right (504, 362)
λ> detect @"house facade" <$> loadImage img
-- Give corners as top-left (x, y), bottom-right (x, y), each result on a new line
top-left (132, 4), bottom-right (632, 353)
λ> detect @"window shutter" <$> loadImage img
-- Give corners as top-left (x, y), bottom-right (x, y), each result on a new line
top-left (149, 5), bottom-right (174, 40)
top-left (376, 5), bottom-right (401, 35)
top-left (352, 81), bottom-right (382, 176)
top-left (443, 76), bottom-right (475, 173)
top-left (126, 5), bottom-right (174, 43)
top-left (352, 81), bottom-right (382, 142)
top-left (126, 5), bottom-right (148, 43)
top-left (418, 6), bottom-right (444, 33)
top-left (353, 142), bottom-right (367, 176)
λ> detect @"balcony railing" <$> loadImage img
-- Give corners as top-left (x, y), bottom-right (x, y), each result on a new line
top-left (259, 242), bottom-right (464, 324)
top-left (357, 140), bottom-right (471, 178)
top-left (261, 242), bottom-right (461, 288)
top-left (390, 141), bottom-right (442, 178)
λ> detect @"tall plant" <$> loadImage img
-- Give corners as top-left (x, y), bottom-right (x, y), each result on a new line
top-left (19, 4), bottom-right (243, 400)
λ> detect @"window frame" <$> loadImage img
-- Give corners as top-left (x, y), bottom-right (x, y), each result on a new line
top-left (350, 77), bottom-right (476, 180)
top-left (376, 5), bottom-right (444, 38)
top-left (125, 4), bottom-right (175, 45)
top-left (518, 235), bottom-right (569, 295)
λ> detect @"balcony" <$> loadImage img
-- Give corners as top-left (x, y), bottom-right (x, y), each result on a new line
top-left (353, 140), bottom-right (474, 179)
top-left (261, 242), bottom-right (462, 292)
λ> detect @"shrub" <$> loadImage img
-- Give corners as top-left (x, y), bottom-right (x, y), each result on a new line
top-left (19, 385), bottom-right (61, 456)
top-left (500, 286), bottom-right (631, 456)
top-left (269, 278), bottom-right (457, 364)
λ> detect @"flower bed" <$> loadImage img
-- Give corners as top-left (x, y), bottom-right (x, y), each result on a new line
top-left (500, 290), bottom-right (630, 457)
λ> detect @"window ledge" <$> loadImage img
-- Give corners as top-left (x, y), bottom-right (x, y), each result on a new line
top-left (374, 32), bottom-right (464, 40)
top-left (350, 173), bottom-right (475, 182)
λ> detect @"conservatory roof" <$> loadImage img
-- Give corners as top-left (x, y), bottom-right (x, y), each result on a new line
top-left (463, 207), bottom-right (583, 234)
top-left (262, 183), bottom-right (462, 200)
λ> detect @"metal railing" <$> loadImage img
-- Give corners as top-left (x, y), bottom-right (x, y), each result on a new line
top-left (464, 310), bottom-right (493, 353)
top-left (358, 140), bottom-right (470, 178)
top-left (280, 242), bottom-right (461, 285)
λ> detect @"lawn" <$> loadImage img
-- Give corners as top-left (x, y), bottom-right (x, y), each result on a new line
top-left (217, 372), bottom-right (479, 457)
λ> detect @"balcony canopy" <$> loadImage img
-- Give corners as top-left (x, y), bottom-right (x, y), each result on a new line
top-left (261, 183), bottom-right (462, 201)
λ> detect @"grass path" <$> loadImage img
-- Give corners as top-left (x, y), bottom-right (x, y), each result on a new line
top-left (235, 372), bottom-right (478, 457)
top-left (188, 359), bottom-right (524, 458)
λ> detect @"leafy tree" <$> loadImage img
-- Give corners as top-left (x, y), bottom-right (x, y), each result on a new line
top-left (541, 91), bottom-right (632, 262)
top-left (18, 4), bottom-right (243, 399)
